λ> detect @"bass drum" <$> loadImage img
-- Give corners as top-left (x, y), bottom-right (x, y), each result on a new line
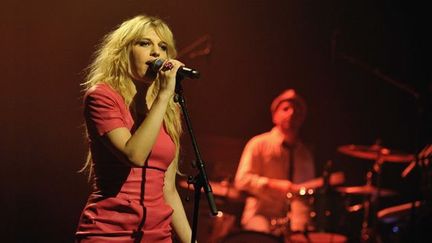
top-left (221, 230), bottom-right (283, 243)
top-left (289, 232), bottom-right (347, 243)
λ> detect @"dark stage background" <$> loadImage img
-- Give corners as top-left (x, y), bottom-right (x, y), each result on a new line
top-left (0, 0), bottom-right (430, 242)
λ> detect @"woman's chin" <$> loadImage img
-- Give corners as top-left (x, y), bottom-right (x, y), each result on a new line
top-left (143, 71), bottom-right (158, 82)
top-left (133, 73), bottom-right (157, 85)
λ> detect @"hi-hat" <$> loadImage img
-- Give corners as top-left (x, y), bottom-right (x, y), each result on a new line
top-left (338, 144), bottom-right (414, 163)
top-left (179, 180), bottom-right (249, 202)
top-left (336, 185), bottom-right (397, 197)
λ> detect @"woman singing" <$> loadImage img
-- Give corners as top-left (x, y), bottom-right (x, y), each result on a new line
top-left (75, 15), bottom-right (192, 243)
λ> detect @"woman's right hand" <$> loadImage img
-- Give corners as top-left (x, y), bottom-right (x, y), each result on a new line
top-left (157, 59), bottom-right (184, 99)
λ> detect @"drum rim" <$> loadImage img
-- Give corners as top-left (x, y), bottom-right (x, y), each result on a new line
top-left (222, 230), bottom-right (281, 240)
top-left (289, 231), bottom-right (348, 241)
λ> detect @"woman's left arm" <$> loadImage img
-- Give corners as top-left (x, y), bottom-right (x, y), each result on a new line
top-left (164, 159), bottom-right (193, 243)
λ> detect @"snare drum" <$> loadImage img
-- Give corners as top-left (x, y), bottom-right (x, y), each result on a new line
top-left (221, 230), bottom-right (283, 243)
top-left (288, 189), bottom-right (348, 233)
top-left (287, 190), bottom-right (348, 242)
top-left (311, 190), bottom-right (348, 233)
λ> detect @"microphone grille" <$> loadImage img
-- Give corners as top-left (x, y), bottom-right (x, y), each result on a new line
top-left (149, 59), bottom-right (164, 72)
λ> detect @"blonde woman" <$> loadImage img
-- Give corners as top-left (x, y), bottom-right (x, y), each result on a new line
top-left (75, 15), bottom-right (192, 243)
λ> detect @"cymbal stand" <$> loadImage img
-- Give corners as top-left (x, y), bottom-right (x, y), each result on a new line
top-left (360, 155), bottom-right (384, 243)
top-left (419, 152), bottom-right (431, 206)
top-left (404, 146), bottom-right (432, 242)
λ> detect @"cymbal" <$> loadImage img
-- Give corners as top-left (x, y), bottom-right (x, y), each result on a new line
top-left (378, 200), bottom-right (422, 223)
top-left (179, 180), bottom-right (248, 202)
top-left (338, 144), bottom-right (414, 163)
top-left (336, 185), bottom-right (397, 197)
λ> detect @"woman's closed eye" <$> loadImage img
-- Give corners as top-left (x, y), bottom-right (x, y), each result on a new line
top-left (136, 40), bottom-right (167, 52)
top-left (137, 40), bottom-right (150, 47)
top-left (159, 43), bottom-right (168, 51)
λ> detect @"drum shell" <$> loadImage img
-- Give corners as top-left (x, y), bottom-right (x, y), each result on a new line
top-left (293, 190), bottom-right (348, 234)
top-left (289, 232), bottom-right (347, 243)
top-left (221, 230), bottom-right (282, 243)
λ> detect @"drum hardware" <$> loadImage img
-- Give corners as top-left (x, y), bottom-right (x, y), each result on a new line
top-left (337, 144), bottom-right (414, 163)
top-left (376, 200), bottom-right (428, 243)
top-left (356, 162), bottom-right (384, 242)
top-left (336, 185), bottom-right (397, 197)
top-left (377, 200), bottom-right (422, 224)
top-left (187, 170), bottom-right (347, 242)
top-left (206, 211), bottom-right (236, 243)
top-left (221, 230), bottom-right (282, 243)
top-left (311, 162), bottom-right (348, 237)
top-left (179, 179), bottom-right (248, 242)
top-left (401, 144), bottom-right (431, 178)
top-left (346, 203), bottom-right (363, 213)
top-left (289, 232), bottom-right (348, 243)
top-left (234, 180), bottom-right (348, 243)
top-left (283, 170), bottom-right (349, 242)
top-left (337, 142), bottom-right (412, 243)
top-left (179, 179), bottom-right (249, 203)
top-left (380, 144), bottom-right (432, 242)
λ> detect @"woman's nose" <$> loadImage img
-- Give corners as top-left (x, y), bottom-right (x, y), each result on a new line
top-left (150, 48), bottom-right (160, 57)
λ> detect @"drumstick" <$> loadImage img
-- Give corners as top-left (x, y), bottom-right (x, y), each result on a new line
top-left (297, 171), bottom-right (345, 190)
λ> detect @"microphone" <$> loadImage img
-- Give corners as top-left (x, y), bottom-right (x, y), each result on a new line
top-left (148, 59), bottom-right (200, 79)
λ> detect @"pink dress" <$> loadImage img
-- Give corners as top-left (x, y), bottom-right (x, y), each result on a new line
top-left (75, 83), bottom-right (176, 243)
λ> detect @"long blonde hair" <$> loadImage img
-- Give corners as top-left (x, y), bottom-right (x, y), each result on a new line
top-left (80, 15), bottom-right (182, 176)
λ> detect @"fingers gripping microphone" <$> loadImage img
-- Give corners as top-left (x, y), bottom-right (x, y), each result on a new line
top-left (148, 59), bottom-right (200, 79)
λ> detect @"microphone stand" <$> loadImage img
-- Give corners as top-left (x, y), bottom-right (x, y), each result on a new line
top-left (174, 77), bottom-right (218, 243)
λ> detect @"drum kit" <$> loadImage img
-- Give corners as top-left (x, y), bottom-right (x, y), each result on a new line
top-left (180, 143), bottom-right (430, 243)
top-left (337, 143), bottom-right (414, 243)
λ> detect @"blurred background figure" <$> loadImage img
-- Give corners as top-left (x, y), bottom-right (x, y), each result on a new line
top-left (234, 89), bottom-right (316, 235)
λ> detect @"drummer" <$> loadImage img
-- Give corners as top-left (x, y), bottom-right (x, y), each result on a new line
top-left (234, 89), bottom-right (316, 235)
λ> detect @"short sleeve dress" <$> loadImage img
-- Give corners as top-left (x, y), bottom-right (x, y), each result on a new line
top-left (75, 83), bottom-right (176, 243)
